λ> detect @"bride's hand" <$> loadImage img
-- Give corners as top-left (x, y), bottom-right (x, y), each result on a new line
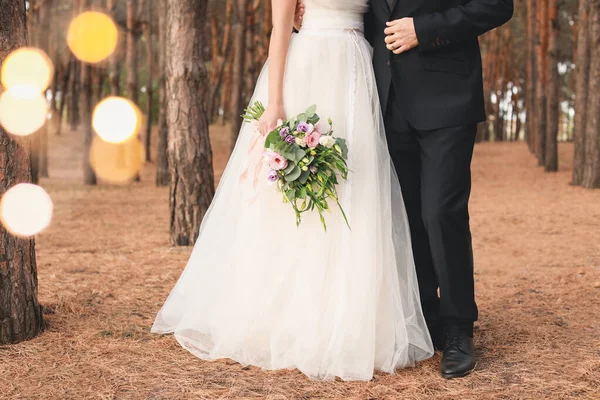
top-left (257, 105), bottom-right (285, 136)
top-left (294, 0), bottom-right (305, 31)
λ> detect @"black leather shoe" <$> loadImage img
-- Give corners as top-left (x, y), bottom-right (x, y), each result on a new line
top-left (440, 328), bottom-right (476, 379)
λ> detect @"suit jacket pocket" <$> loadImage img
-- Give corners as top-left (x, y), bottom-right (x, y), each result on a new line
top-left (420, 54), bottom-right (471, 76)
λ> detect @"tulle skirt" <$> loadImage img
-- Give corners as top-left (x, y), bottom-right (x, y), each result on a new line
top-left (151, 26), bottom-right (434, 381)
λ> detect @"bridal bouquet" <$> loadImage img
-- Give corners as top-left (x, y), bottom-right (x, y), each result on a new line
top-left (243, 102), bottom-right (350, 231)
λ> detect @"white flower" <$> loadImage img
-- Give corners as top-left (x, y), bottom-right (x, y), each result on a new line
top-left (306, 123), bottom-right (315, 134)
top-left (319, 135), bottom-right (336, 148)
top-left (295, 137), bottom-right (307, 147)
top-left (276, 119), bottom-right (284, 128)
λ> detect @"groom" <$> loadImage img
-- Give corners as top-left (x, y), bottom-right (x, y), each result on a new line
top-left (363, 0), bottom-right (513, 379)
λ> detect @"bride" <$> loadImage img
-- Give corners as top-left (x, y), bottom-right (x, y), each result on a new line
top-left (152, 0), bottom-right (433, 381)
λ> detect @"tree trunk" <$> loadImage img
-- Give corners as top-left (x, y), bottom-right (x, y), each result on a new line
top-left (126, 0), bottom-right (139, 104)
top-left (68, 62), bottom-right (81, 131)
top-left (37, 0), bottom-right (51, 179)
top-left (535, 0), bottom-right (549, 165)
top-left (80, 0), bottom-right (97, 185)
top-left (166, 0), bottom-right (215, 245)
top-left (582, 1), bottom-right (600, 188)
top-left (57, 58), bottom-right (72, 136)
top-left (107, 0), bottom-right (121, 96)
top-left (572, 0), bottom-right (592, 184)
top-left (229, 0), bottom-right (247, 151)
top-left (144, 0), bottom-right (153, 162)
top-left (69, 0), bottom-right (81, 132)
top-left (155, 0), bottom-right (169, 186)
top-left (545, 0), bottom-right (560, 172)
top-left (526, 0), bottom-right (536, 152)
top-left (0, 0), bottom-right (45, 345)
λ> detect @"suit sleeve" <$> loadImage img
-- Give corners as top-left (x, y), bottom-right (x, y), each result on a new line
top-left (364, 6), bottom-right (376, 47)
top-left (413, 0), bottom-right (514, 52)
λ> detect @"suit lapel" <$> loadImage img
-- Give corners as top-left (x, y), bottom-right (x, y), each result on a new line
top-left (384, 0), bottom-right (397, 16)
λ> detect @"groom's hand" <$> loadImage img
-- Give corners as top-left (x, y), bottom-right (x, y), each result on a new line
top-left (384, 18), bottom-right (419, 54)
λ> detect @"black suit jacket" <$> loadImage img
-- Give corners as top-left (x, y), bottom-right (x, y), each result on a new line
top-left (365, 0), bottom-right (513, 130)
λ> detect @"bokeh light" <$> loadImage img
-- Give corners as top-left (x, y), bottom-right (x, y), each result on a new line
top-left (92, 97), bottom-right (142, 143)
top-left (90, 136), bottom-right (144, 184)
top-left (0, 90), bottom-right (48, 136)
top-left (0, 47), bottom-right (54, 94)
top-left (0, 183), bottom-right (53, 237)
top-left (67, 11), bottom-right (118, 63)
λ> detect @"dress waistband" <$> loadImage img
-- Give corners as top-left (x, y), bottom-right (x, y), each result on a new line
top-left (300, 8), bottom-right (364, 33)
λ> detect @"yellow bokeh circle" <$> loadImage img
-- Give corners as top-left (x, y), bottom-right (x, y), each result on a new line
top-left (92, 97), bottom-right (142, 143)
top-left (67, 11), bottom-right (118, 63)
top-left (90, 136), bottom-right (144, 184)
top-left (0, 183), bottom-right (53, 237)
top-left (0, 90), bottom-right (48, 136)
top-left (0, 47), bottom-right (54, 93)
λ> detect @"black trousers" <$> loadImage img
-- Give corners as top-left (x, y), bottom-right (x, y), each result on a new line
top-left (384, 85), bottom-right (479, 330)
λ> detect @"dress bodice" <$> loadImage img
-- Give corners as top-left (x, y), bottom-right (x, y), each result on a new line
top-left (302, 0), bottom-right (368, 31)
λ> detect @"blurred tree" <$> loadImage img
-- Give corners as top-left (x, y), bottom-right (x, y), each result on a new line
top-left (80, 0), bottom-right (97, 185)
top-left (143, 0), bottom-right (152, 162)
top-left (0, 0), bottom-right (45, 344)
top-left (545, 0), bottom-right (560, 172)
top-left (572, 0), bottom-right (591, 185)
top-left (155, 0), bottom-right (169, 186)
top-left (229, 0), bottom-right (247, 150)
top-left (579, 0), bottom-right (600, 187)
top-left (535, 0), bottom-right (549, 165)
top-left (166, 0), bottom-right (215, 245)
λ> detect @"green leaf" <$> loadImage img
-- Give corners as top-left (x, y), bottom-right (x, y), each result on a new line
top-left (296, 113), bottom-right (307, 123)
top-left (264, 130), bottom-right (281, 149)
top-left (335, 138), bottom-right (349, 159)
top-left (285, 165), bottom-right (302, 182)
top-left (294, 147), bottom-right (306, 163)
top-left (306, 105), bottom-right (317, 118)
top-left (285, 189), bottom-right (296, 201)
top-left (283, 162), bottom-right (296, 174)
top-left (298, 170), bottom-right (310, 184)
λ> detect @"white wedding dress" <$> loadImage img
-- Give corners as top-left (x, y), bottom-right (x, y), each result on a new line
top-left (152, 0), bottom-right (434, 381)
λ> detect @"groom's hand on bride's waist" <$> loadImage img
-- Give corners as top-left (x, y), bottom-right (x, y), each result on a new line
top-left (384, 18), bottom-right (419, 55)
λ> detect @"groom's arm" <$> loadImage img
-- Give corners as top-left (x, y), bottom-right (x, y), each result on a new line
top-left (364, 5), bottom-right (376, 46)
top-left (413, 0), bottom-right (514, 52)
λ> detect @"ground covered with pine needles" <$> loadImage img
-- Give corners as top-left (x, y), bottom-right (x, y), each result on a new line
top-left (1, 127), bottom-right (599, 400)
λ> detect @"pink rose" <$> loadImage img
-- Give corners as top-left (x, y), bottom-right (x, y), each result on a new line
top-left (305, 131), bottom-right (322, 148)
top-left (267, 151), bottom-right (288, 170)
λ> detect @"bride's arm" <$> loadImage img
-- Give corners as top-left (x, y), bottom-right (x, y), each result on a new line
top-left (257, 0), bottom-right (296, 136)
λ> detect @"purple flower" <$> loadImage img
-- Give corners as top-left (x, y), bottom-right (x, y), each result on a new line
top-left (279, 127), bottom-right (290, 138)
top-left (297, 122), bottom-right (313, 133)
top-left (284, 135), bottom-right (295, 144)
top-left (310, 165), bottom-right (318, 174)
top-left (267, 169), bottom-right (279, 183)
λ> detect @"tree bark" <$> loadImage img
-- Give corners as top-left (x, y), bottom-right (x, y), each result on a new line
top-left (166, 0), bottom-right (215, 245)
top-left (572, 0), bottom-right (592, 184)
top-left (80, 0), bottom-right (97, 185)
top-left (229, 0), bottom-right (247, 151)
top-left (155, 0), bottom-right (169, 186)
top-left (545, 0), bottom-right (560, 172)
top-left (37, 0), bottom-right (51, 179)
top-left (534, 0), bottom-right (549, 165)
top-left (144, 0), bottom-right (153, 162)
top-left (0, 0), bottom-right (45, 345)
top-left (582, 0), bottom-right (600, 188)
top-left (69, 0), bottom-right (81, 132)
top-left (107, 0), bottom-right (121, 97)
top-left (57, 58), bottom-right (71, 136)
top-left (526, 0), bottom-right (536, 152)
top-left (126, 0), bottom-right (139, 104)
